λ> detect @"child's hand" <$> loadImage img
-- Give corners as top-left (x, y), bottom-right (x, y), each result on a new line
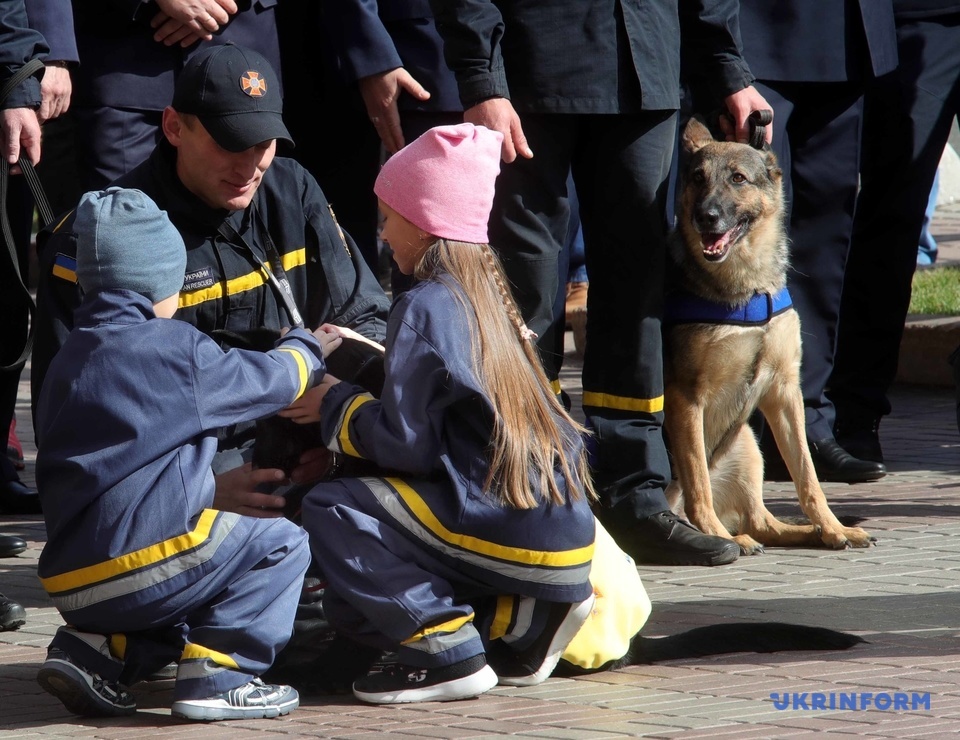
top-left (312, 327), bottom-right (343, 358)
top-left (277, 374), bottom-right (342, 424)
top-left (290, 446), bottom-right (338, 484)
top-left (319, 323), bottom-right (385, 353)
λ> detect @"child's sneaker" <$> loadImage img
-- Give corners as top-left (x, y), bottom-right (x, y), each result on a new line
top-left (489, 593), bottom-right (596, 687)
top-left (37, 647), bottom-right (136, 717)
top-left (170, 678), bottom-right (299, 721)
top-left (352, 654), bottom-right (497, 704)
top-left (7, 419), bottom-right (24, 470)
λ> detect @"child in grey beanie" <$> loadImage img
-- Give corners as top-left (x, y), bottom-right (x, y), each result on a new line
top-left (74, 187), bottom-right (186, 308)
top-left (34, 187), bottom-right (344, 722)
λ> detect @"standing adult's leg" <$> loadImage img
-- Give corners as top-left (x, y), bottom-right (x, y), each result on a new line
top-left (574, 111), bottom-right (739, 566)
top-left (756, 80), bottom-right (885, 482)
top-left (831, 17), bottom-right (960, 460)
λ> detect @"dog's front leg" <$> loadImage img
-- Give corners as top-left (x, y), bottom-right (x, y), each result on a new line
top-left (664, 387), bottom-right (734, 541)
top-left (760, 388), bottom-right (874, 549)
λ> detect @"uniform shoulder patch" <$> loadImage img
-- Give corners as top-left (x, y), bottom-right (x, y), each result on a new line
top-left (52, 253), bottom-right (77, 283)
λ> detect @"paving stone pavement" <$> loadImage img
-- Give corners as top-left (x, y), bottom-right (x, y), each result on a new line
top-left (3, 208), bottom-right (960, 737)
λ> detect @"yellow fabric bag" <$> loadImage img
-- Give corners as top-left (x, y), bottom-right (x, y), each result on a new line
top-left (560, 518), bottom-right (652, 671)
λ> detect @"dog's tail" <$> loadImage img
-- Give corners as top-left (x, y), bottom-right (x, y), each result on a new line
top-left (557, 622), bottom-right (866, 675)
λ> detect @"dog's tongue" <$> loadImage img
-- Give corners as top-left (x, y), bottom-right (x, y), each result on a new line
top-left (701, 229), bottom-right (733, 257)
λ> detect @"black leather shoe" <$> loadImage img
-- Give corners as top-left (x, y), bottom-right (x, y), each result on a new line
top-left (0, 534), bottom-right (27, 558)
top-left (601, 510), bottom-right (740, 567)
top-left (834, 415), bottom-right (883, 464)
top-left (0, 593), bottom-right (26, 631)
top-left (808, 438), bottom-right (886, 483)
top-left (0, 479), bottom-right (42, 514)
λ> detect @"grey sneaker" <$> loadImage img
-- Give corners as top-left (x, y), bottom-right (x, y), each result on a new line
top-left (170, 678), bottom-right (299, 721)
top-left (37, 647), bottom-right (136, 717)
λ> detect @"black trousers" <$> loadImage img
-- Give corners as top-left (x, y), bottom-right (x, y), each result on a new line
top-left (489, 111), bottom-right (676, 519)
top-left (755, 80), bottom-right (865, 441)
top-left (831, 15), bottom-right (960, 420)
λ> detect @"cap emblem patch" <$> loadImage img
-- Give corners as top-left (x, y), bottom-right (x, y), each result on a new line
top-left (240, 70), bottom-right (266, 97)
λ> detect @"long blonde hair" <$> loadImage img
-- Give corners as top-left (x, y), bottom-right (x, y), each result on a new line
top-left (415, 239), bottom-right (597, 510)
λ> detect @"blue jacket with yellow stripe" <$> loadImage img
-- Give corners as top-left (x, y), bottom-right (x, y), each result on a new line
top-left (35, 289), bottom-right (325, 579)
top-left (31, 139), bottom-right (390, 431)
top-left (320, 278), bottom-right (596, 602)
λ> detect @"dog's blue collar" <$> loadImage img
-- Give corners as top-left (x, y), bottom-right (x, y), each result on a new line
top-left (664, 287), bottom-right (792, 326)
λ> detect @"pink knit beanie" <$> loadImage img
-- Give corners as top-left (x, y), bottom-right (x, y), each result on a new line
top-left (374, 123), bottom-right (503, 243)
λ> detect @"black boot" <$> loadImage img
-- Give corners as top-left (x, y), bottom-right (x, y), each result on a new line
top-left (834, 412), bottom-right (883, 464)
top-left (808, 438), bottom-right (886, 483)
top-left (599, 510), bottom-right (740, 567)
top-left (0, 478), bottom-right (42, 514)
top-left (0, 594), bottom-right (26, 631)
top-left (0, 534), bottom-right (27, 557)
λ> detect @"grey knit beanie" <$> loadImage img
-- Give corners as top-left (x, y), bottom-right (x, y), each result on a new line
top-left (75, 187), bottom-right (187, 304)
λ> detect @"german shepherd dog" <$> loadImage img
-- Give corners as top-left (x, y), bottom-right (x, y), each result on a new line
top-left (662, 117), bottom-right (874, 555)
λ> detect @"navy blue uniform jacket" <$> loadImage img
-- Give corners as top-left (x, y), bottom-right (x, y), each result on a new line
top-left (0, 0), bottom-right (48, 109)
top-left (31, 140), bottom-right (390, 420)
top-left (320, 279), bottom-right (596, 601)
top-left (431, 0), bottom-right (755, 113)
top-left (35, 290), bottom-right (325, 579)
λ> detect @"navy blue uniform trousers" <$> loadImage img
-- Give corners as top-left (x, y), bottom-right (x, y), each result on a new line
top-left (832, 15), bottom-right (960, 420)
top-left (488, 110), bottom-right (676, 518)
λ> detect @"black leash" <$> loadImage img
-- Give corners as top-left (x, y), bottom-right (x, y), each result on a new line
top-left (1, 57), bottom-right (52, 372)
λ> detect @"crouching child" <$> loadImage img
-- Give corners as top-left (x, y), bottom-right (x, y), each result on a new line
top-left (34, 188), bottom-right (341, 721)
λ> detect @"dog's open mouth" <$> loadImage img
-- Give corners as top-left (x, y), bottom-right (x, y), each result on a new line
top-left (699, 221), bottom-right (748, 262)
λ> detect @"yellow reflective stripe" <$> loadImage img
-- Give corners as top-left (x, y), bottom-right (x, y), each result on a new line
top-left (40, 509), bottom-right (219, 594)
top-left (277, 347), bottom-right (309, 398)
top-left (109, 634), bottom-right (127, 661)
top-left (550, 379), bottom-right (562, 395)
top-left (338, 395), bottom-right (373, 458)
top-left (281, 248), bottom-right (307, 271)
top-left (489, 595), bottom-right (515, 641)
top-left (582, 391), bottom-right (664, 414)
top-left (177, 248), bottom-right (307, 310)
top-left (388, 478), bottom-right (594, 568)
top-left (52, 210), bottom-right (74, 233)
top-left (181, 641), bottom-right (239, 670)
top-left (402, 614), bottom-right (474, 645)
top-left (52, 263), bottom-right (77, 283)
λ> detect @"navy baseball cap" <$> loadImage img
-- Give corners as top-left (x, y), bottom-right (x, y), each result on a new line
top-left (172, 43), bottom-right (293, 152)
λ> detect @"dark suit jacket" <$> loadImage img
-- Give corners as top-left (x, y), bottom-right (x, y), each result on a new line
top-left (431, 0), bottom-right (754, 115)
top-left (321, 0), bottom-right (461, 113)
top-left (71, 0), bottom-right (281, 112)
top-left (738, 0), bottom-right (898, 82)
top-left (24, 0), bottom-right (78, 64)
top-left (0, 0), bottom-right (48, 109)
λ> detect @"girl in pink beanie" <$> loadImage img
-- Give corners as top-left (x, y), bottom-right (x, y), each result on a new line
top-left (291, 123), bottom-right (598, 704)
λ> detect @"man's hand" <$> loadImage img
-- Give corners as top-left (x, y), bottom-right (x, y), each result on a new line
top-left (152, 0), bottom-right (238, 46)
top-left (720, 86), bottom-right (774, 145)
top-left (213, 463), bottom-right (288, 517)
top-left (464, 98), bottom-right (532, 163)
top-left (1, 107), bottom-right (41, 167)
top-left (360, 67), bottom-right (431, 154)
top-left (38, 64), bottom-right (71, 123)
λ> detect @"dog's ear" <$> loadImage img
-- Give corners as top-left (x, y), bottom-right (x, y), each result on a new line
top-left (762, 148), bottom-right (783, 185)
top-left (681, 116), bottom-right (715, 154)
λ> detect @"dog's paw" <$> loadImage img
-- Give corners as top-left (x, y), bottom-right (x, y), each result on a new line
top-left (733, 534), bottom-right (765, 555)
top-left (842, 527), bottom-right (875, 548)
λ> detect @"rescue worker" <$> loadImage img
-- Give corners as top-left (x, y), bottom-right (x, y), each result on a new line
top-left (31, 43), bottom-right (391, 515)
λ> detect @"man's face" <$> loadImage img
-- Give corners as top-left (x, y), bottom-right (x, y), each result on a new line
top-left (162, 108), bottom-right (276, 211)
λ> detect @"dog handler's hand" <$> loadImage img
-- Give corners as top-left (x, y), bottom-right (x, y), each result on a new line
top-left (213, 463), bottom-right (287, 518)
top-left (464, 98), bottom-right (533, 163)
top-left (721, 86), bottom-right (774, 145)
